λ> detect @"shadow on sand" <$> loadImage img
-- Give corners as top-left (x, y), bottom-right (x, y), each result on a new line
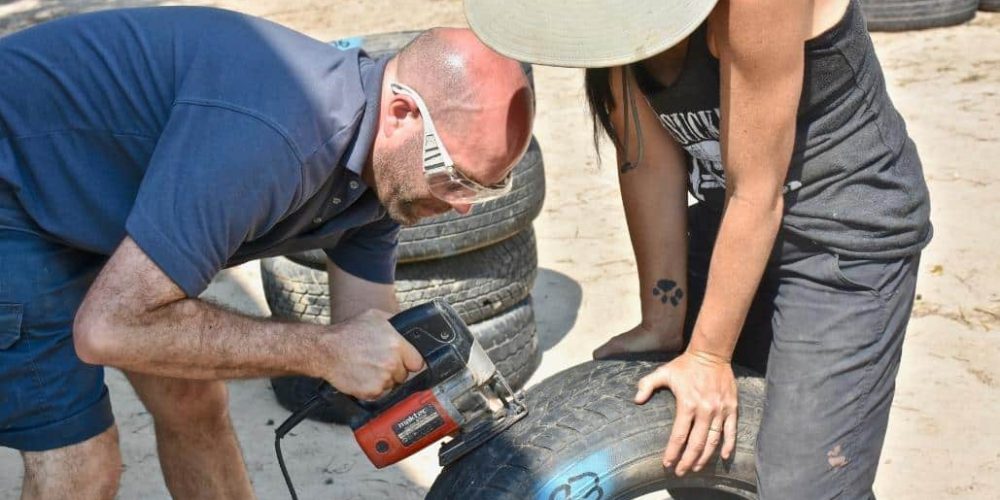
top-left (532, 267), bottom-right (583, 351)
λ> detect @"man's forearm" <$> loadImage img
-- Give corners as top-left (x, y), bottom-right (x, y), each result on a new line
top-left (79, 297), bottom-right (337, 380)
top-left (327, 261), bottom-right (399, 325)
top-left (687, 195), bottom-right (782, 360)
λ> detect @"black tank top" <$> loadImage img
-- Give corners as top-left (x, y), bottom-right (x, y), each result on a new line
top-left (634, 0), bottom-right (931, 259)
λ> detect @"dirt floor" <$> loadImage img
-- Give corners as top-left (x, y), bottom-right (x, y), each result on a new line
top-left (1, 1), bottom-right (998, 498)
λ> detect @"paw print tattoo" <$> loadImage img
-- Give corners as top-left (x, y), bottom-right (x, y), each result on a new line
top-left (653, 279), bottom-right (684, 306)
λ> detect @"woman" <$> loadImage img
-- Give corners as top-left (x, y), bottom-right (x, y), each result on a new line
top-left (465, 0), bottom-right (932, 497)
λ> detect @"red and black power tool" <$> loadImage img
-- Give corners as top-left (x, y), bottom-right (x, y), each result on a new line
top-left (274, 300), bottom-right (528, 499)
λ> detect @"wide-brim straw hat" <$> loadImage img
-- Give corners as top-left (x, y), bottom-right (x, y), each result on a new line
top-left (465, 0), bottom-right (719, 68)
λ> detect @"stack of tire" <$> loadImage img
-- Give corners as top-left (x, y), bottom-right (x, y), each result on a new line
top-left (261, 31), bottom-right (545, 422)
top-left (861, 0), bottom-right (979, 31)
top-left (981, 0), bottom-right (1000, 12)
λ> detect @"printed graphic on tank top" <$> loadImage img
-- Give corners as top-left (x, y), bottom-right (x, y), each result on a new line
top-left (631, 0), bottom-right (931, 260)
top-left (634, 25), bottom-right (800, 209)
top-left (656, 106), bottom-right (725, 204)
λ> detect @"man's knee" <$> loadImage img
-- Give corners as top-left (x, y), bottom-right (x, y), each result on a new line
top-left (128, 374), bottom-right (230, 427)
top-left (21, 426), bottom-right (121, 499)
top-left (152, 380), bottom-right (230, 426)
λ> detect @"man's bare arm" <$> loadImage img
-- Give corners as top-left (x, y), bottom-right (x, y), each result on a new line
top-left (74, 237), bottom-right (422, 399)
top-left (327, 260), bottom-right (400, 324)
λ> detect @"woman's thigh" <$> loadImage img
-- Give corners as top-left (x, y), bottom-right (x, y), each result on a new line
top-left (755, 247), bottom-right (919, 498)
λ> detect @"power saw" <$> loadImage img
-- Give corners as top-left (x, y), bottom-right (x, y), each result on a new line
top-left (274, 299), bottom-right (528, 498)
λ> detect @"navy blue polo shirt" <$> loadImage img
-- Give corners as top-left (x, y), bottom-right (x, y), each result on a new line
top-left (0, 7), bottom-right (399, 297)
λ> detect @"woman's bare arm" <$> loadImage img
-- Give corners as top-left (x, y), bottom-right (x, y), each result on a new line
top-left (635, 0), bottom-right (812, 477)
top-left (593, 66), bottom-right (692, 358)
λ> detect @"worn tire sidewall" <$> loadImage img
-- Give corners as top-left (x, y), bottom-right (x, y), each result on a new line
top-left (428, 360), bottom-right (764, 499)
top-left (862, 0), bottom-right (978, 31)
top-left (264, 228), bottom-right (538, 326)
top-left (980, 0), bottom-right (1000, 12)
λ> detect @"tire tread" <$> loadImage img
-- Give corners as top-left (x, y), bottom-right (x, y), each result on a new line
top-left (428, 360), bottom-right (765, 499)
top-left (862, 0), bottom-right (978, 30)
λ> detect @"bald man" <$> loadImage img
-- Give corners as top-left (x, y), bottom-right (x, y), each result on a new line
top-left (0, 8), bottom-right (533, 499)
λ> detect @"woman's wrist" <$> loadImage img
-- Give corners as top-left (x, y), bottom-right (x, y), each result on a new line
top-left (686, 326), bottom-right (735, 364)
top-left (685, 348), bottom-right (732, 365)
top-left (639, 311), bottom-right (684, 335)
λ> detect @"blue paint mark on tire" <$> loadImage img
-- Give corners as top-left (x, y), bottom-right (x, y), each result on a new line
top-left (535, 451), bottom-right (614, 500)
top-left (331, 37), bottom-right (364, 50)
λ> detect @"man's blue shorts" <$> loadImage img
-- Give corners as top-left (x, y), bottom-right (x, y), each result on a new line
top-left (0, 193), bottom-right (114, 451)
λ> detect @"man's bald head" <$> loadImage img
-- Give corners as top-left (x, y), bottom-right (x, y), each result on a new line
top-left (367, 28), bottom-right (534, 226)
top-left (395, 28), bottom-right (534, 185)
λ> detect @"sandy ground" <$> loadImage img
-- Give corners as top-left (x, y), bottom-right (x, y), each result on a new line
top-left (1, 1), bottom-right (998, 498)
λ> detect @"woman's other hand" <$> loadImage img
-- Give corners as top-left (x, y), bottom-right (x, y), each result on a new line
top-left (593, 323), bottom-right (684, 359)
top-left (634, 350), bottom-right (738, 475)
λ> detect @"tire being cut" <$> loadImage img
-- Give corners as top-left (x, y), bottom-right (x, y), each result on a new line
top-left (263, 227), bottom-right (537, 326)
top-left (861, 0), bottom-right (978, 31)
top-left (325, 31), bottom-right (544, 263)
top-left (270, 297), bottom-right (540, 423)
top-left (427, 359), bottom-right (765, 500)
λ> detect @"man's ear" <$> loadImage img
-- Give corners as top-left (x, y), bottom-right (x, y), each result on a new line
top-left (385, 95), bottom-right (420, 136)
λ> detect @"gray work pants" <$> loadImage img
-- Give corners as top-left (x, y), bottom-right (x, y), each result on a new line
top-left (684, 205), bottom-right (920, 499)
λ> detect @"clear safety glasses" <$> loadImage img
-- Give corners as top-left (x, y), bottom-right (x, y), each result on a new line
top-left (389, 82), bottom-right (513, 204)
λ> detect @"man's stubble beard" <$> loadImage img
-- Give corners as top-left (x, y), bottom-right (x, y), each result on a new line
top-left (374, 133), bottom-right (423, 226)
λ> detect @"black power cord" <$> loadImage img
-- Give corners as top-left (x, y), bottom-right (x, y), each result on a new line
top-left (274, 395), bottom-right (325, 500)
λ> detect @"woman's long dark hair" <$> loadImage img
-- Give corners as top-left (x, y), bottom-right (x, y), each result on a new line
top-left (584, 67), bottom-right (622, 158)
top-left (585, 65), bottom-right (643, 167)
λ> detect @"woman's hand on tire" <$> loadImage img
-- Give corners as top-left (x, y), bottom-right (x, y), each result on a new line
top-left (634, 350), bottom-right (739, 475)
top-left (593, 323), bottom-right (683, 359)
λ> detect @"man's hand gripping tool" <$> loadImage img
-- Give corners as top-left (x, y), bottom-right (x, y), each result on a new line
top-left (274, 300), bottom-right (528, 498)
